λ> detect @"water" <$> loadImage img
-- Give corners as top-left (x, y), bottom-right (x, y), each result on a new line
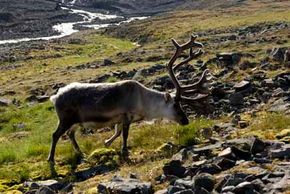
top-left (0, 6), bottom-right (147, 45)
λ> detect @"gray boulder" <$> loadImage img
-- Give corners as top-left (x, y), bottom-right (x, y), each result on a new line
top-left (98, 176), bottom-right (153, 194)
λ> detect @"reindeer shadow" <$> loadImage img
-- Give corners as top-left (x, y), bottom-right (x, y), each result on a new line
top-left (49, 151), bottom-right (131, 182)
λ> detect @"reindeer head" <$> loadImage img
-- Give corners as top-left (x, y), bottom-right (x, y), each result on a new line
top-left (166, 35), bottom-right (211, 125)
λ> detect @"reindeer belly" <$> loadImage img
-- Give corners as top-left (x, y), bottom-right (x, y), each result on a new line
top-left (81, 114), bottom-right (123, 129)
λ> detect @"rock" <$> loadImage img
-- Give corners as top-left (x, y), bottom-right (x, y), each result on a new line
top-left (193, 187), bottom-right (209, 194)
top-left (271, 171), bottom-right (290, 192)
top-left (234, 80), bottom-right (251, 91)
top-left (0, 98), bottom-right (11, 106)
top-left (269, 47), bottom-right (290, 62)
top-left (216, 52), bottom-right (241, 68)
top-left (103, 58), bottom-right (115, 66)
top-left (270, 144), bottom-right (290, 159)
top-left (25, 95), bottom-right (50, 103)
top-left (24, 180), bottom-right (66, 191)
top-left (231, 146), bottom-right (252, 160)
top-left (221, 186), bottom-right (235, 192)
top-left (239, 61), bottom-right (257, 70)
top-left (98, 176), bottom-right (153, 194)
top-left (238, 121), bottom-right (249, 129)
top-left (174, 179), bottom-right (194, 189)
top-left (269, 98), bottom-right (290, 113)
top-left (172, 149), bottom-right (188, 161)
top-left (213, 123), bottom-right (235, 132)
top-left (35, 186), bottom-right (55, 194)
top-left (276, 129), bottom-right (290, 139)
top-left (250, 137), bottom-right (266, 154)
top-left (232, 182), bottom-right (254, 194)
top-left (261, 78), bottom-right (275, 88)
top-left (155, 142), bottom-right (179, 157)
top-left (215, 157), bottom-right (236, 171)
top-left (229, 92), bottom-right (244, 106)
top-left (193, 143), bottom-right (222, 156)
top-left (251, 179), bottom-right (264, 192)
top-left (198, 164), bottom-right (222, 174)
top-left (168, 186), bottom-right (185, 194)
top-left (163, 160), bottom-right (186, 178)
top-left (200, 128), bottom-right (213, 139)
top-left (154, 189), bottom-right (167, 194)
top-left (193, 173), bottom-right (215, 192)
top-left (284, 49), bottom-right (290, 62)
top-left (175, 190), bottom-right (194, 194)
top-left (218, 147), bottom-right (235, 159)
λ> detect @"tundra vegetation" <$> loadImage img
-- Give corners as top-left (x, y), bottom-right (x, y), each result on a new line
top-left (0, 0), bottom-right (290, 193)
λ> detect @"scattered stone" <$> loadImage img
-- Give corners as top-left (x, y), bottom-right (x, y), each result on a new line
top-left (193, 173), bottom-right (215, 192)
top-left (200, 128), bottom-right (213, 139)
top-left (250, 137), bottom-right (266, 154)
top-left (0, 98), bottom-right (11, 106)
top-left (270, 144), bottom-right (290, 159)
top-left (163, 160), bottom-right (186, 178)
top-left (155, 142), bottom-right (179, 157)
top-left (25, 95), bottom-right (50, 103)
top-left (216, 52), bottom-right (241, 67)
top-left (103, 59), bottom-right (115, 66)
top-left (155, 189), bottom-right (167, 194)
top-left (234, 80), bottom-right (250, 91)
top-left (269, 98), bottom-right (290, 113)
top-left (98, 176), bottom-right (153, 194)
top-left (172, 148), bottom-right (188, 161)
top-left (269, 47), bottom-right (290, 62)
top-left (174, 178), bottom-right (194, 189)
top-left (232, 181), bottom-right (254, 194)
top-left (215, 157), bottom-right (236, 171)
top-left (238, 120), bottom-right (249, 128)
top-left (24, 180), bottom-right (66, 192)
top-left (168, 186), bottom-right (185, 194)
top-left (229, 92), bottom-right (244, 106)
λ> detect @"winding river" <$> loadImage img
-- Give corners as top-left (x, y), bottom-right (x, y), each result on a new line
top-left (0, 5), bottom-right (147, 45)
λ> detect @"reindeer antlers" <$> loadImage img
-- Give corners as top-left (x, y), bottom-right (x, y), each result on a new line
top-left (167, 34), bottom-right (211, 102)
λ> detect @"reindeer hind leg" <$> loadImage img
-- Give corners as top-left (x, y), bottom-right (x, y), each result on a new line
top-left (67, 125), bottom-right (82, 156)
top-left (104, 123), bottom-right (122, 147)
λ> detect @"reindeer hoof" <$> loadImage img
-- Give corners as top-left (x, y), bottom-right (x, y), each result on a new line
top-left (121, 148), bottom-right (129, 157)
top-left (47, 158), bottom-right (55, 166)
top-left (104, 140), bottom-right (111, 147)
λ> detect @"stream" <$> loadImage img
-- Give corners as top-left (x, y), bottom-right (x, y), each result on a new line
top-left (0, 5), bottom-right (147, 45)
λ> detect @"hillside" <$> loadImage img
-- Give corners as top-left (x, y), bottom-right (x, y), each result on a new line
top-left (66, 0), bottom-right (247, 14)
top-left (0, 0), bottom-right (290, 193)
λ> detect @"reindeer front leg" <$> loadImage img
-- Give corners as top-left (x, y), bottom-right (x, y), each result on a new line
top-left (121, 115), bottom-right (131, 156)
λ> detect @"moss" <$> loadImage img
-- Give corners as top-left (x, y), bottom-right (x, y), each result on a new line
top-left (88, 148), bottom-right (117, 165)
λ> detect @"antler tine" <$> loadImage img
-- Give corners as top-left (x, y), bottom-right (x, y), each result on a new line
top-left (167, 39), bottom-right (183, 100)
top-left (167, 34), bottom-right (205, 101)
top-left (173, 48), bottom-right (204, 71)
top-left (180, 69), bottom-right (209, 92)
top-left (181, 93), bottom-right (209, 102)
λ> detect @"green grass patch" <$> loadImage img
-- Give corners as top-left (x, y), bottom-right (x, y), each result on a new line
top-left (174, 118), bottom-right (214, 146)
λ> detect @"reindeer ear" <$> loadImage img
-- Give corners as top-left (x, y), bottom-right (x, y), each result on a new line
top-left (164, 92), bottom-right (172, 103)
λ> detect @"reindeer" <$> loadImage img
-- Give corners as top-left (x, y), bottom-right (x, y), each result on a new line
top-left (47, 35), bottom-right (211, 165)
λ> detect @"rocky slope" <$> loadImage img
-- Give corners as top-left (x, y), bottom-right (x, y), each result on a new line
top-left (64, 0), bottom-right (247, 15)
top-left (0, 0), bottom-right (83, 40)
top-left (0, 0), bottom-right (247, 41)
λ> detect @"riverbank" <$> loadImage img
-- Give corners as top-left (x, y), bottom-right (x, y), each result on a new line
top-left (0, 1), bottom-right (148, 45)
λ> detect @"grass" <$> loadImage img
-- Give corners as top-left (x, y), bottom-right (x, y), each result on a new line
top-left (0, 33), bottom-right (136, 99)
top-left (234, 112), bottom-right (290, 139)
